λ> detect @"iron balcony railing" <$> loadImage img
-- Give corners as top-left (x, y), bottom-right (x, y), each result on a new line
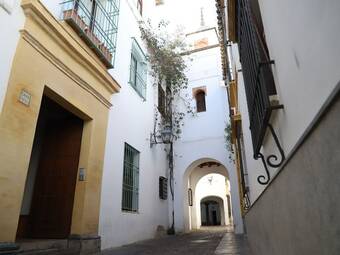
top-left (237, 0), bottom-right (282, 159)
top-left (61, 0), bottom-right (120, 68)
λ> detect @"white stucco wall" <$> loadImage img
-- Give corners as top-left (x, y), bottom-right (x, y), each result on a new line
top-left (229, 0), bottom-right (340, 203)
top-left (99, 0), bottom-right (169, 250)
top-left (0, 0), bottom-right (25, 113)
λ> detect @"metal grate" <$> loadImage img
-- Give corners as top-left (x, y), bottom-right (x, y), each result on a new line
top-left (159, 176), bottom-right (168, 200)
top-left (122, 143), bottom-right (140, 212)
top-left (61, 0), bottom-right (120, 68)
top-left (237, 0), bottom-right (280, 158)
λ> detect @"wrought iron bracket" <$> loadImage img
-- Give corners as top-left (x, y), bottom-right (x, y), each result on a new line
top-left (256, 123), bottom-right (285, 185)
top-left (256, 152), bottom-right (271, 185)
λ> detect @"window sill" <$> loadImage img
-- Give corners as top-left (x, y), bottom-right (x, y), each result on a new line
top-left (128, 82), bottom-right (146, 101)
top-left (122, 210), bottom-right (139, 215)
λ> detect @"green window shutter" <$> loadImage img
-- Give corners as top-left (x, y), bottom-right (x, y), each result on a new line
top-left (130, 54), bottom-right (138, 87)
top-left (129, 38), bottom-right (147, 100)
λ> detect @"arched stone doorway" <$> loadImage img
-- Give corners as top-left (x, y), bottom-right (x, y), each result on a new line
top-left (182, 158), bottom-right (234, 231)
top-left (172, 154), bottom-right (243, 234)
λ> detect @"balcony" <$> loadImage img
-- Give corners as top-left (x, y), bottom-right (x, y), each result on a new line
top-left (61, 0), bottom-right (119, 68)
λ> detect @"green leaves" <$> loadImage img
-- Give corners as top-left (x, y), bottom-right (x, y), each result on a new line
top-left (225, 123), bottom-right (235, 163)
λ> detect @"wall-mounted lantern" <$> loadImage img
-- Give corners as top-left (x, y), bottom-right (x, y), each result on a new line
top-left (150, 124), bottom-right (175, 147)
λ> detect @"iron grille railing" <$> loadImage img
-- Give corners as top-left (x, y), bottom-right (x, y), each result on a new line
top-left (61, 0), bottom-right (119, 68)
top-left (122, 143), bottom-right (140, 212)
top-left (237, 0), bottom-right (280, 158)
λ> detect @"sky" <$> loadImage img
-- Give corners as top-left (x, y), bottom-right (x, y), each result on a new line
top-left (150, 0), bottom-right (218, 33)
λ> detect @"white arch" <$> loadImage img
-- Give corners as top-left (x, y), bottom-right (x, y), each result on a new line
top-left (190, 171), bottom-right (231, 230)
top-left (172, 145), bottom-right (244, 234)
top-left (181, 158), bottom-right (232, 231)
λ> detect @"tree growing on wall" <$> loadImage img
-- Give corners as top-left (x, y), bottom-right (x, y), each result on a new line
top-left (140, 20), bottom-right (193, 234)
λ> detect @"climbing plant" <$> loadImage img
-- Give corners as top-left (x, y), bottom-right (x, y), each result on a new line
top-left (225, 122), bottom-right (235, 163)
top-left (140, 20), bottom-right (194, 235)
top-left (139, 20), bottom-right (193, 138)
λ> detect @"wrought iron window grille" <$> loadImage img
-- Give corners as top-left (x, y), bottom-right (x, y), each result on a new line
top-left (122, 143), bottom-right (140, 212)
top-left (61, 0), bottom-right (120, 68)
top-left (237, 0), bottom-right (285, 185)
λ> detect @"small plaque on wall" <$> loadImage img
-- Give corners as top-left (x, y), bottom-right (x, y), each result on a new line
top-left (18, 90), bottom-right (31, 106)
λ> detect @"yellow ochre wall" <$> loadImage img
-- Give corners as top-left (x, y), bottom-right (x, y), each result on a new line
top-left (0, 0), bottom-right (119, 242)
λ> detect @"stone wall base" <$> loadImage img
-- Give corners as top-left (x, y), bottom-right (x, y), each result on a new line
top-left (0, 235), bottom-right (100, 255)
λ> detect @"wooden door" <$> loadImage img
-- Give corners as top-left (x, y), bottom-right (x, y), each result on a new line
top-left (30, 108), bottom-right (83, 239)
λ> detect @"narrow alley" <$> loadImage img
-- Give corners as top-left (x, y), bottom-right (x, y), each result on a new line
top-left (0, 0), bottom-right (339, 254)
top-left (102, 227), bottom-right (252, 255)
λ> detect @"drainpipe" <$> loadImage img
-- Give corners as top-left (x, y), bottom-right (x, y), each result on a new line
top-left (168, 140), bottom-right (175, 235)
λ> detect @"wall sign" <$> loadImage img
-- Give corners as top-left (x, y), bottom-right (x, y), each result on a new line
top-left (79, 168), bottom-right (86, 181)
top-left (18, 89), bottom-right (31, 106)
top-left (188, 188), bottom-right (193, 206)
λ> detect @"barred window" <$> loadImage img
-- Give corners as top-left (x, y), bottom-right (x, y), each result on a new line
top-left (129, 38), bottom-right (147, 100)
top-left (159, 177), bottom-right (168, 200)
top-left (122, 143), bottom-right (140, 212)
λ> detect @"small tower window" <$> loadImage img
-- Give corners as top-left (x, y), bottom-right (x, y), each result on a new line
top-left (195, 90), bottom-right (206, 112)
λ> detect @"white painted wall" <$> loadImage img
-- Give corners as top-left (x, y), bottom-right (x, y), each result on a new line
top-left (228, 0), bottom-right (340, 203)
top-left (172, 29), bottom-right (243, 234)
top-left (0, 0), bottom-right (25, 113)
top-left (99, 0), bottom-right (169, 250)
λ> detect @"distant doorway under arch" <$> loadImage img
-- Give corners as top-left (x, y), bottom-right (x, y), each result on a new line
top-left (200, 196), bottom-right (224, 226)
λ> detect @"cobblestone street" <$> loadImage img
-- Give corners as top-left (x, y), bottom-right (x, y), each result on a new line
top-left (102, 227), bottom-right (252, 255)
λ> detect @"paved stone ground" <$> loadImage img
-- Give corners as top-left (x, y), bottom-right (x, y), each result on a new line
top-left (102, 226), bottom-right (252, 255)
